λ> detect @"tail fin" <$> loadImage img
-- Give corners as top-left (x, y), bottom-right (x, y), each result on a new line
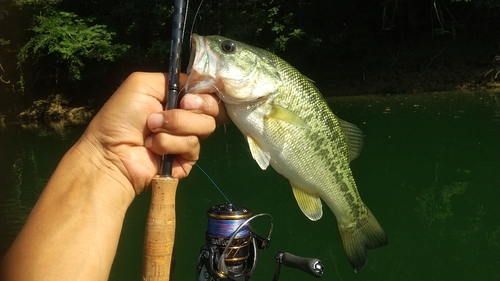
top-left (338, 206), bottom-right (388, 273)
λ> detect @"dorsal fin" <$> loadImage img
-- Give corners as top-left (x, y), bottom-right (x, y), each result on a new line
top-left (338, 118), bottom-right (364, 162)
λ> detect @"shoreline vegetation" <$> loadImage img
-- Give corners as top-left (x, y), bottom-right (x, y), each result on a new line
top-left (4, 34), bottom-right (500, 131)
top-left (1, 0), bottom-right (499, 131)
top-left (2, 38), bottom-right (499, 132)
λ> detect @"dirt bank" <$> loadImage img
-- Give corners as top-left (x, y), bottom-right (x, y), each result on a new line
top-left (16, 94), bottom-right (94, 131)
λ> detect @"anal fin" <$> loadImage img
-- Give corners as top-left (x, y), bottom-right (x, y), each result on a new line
top-left (290, 182), bottom-right (323, 221)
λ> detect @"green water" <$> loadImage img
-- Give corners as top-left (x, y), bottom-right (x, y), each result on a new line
top-left (1, 91), bottom-right (499, 280)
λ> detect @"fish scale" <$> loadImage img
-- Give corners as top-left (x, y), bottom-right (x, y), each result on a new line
top-left (267, 51), bottom-right (360, 219)
top-left (186, 34), bottom-right (388, 273)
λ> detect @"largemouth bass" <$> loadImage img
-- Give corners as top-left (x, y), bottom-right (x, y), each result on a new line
top-left (185, 34), bottom-right (388, 272)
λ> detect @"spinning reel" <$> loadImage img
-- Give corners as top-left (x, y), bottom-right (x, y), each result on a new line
top-left (196, 202), bottom-right (324, 281)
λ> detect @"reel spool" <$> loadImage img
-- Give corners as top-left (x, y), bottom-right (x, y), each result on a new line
top-left (196, 202), bottom-right (272, 281)
top-left (206, 203), bottom-right (252, 268)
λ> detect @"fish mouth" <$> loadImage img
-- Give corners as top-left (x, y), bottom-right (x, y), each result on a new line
top-left (185, 34), bottom-right (219, 94)
top-left (185, 34), bottom-right (215, 93)
top-left (185, 34), bottom-right (264, 105)
top-left (186, 35), bottom-right (198, 76)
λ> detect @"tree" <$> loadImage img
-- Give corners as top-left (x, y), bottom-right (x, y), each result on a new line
top-left (17, 9), bottom-right (129, 91)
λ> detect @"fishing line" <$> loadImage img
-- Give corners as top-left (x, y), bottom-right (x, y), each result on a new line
top-left (186, 2), bottom-right (234, 207)
top-left (207, 217), bottom-right (250, 238)
top-left (189, 0), bottom-right (205, 46)
top-left (195, 163), bottom-right (232, 204)
top-left (181, 0), bottom-right (190, 43)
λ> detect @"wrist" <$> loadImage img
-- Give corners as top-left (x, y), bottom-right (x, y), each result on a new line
top-left (67, 132), bottom-right (137, 208)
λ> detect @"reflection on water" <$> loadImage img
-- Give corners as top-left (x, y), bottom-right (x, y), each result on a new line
top-left (0, 125), bottom-right (84, 254)
top-left (1, 91), bottom-right (499, 281)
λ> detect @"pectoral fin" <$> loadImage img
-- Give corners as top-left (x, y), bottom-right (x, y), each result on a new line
top-left (291, 182), bottom-right (323, 221)
top-left (247, 135), bottom-right (270, 170)
top-left (266, 105), bottom-right (309, 128)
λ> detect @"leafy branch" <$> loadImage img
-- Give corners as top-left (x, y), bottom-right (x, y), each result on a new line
top-left (18, 10), bottom-right (130, 90)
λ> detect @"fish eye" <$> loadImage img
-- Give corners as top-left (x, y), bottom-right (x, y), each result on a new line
top-left (220, 40), bottom-right (236, 53)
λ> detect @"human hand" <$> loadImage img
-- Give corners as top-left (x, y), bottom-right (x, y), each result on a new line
top-left (76, 72), bottom-right (227, 198)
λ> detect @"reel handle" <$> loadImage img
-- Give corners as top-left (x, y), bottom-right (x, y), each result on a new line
top-left (277, 252), bottom-right (324, 278)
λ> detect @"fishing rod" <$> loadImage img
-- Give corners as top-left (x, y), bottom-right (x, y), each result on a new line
top-left (142, 0), bottom-right (186, 280)
top-left (142, 1), bottom-right (324, 279)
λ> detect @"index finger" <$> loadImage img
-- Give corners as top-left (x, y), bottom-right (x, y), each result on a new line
top-left (124, 72), bottom-right (188, 104)
top-left (179, 93), bottom-right (229, 123)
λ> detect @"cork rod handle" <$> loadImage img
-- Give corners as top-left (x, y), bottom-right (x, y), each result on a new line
top-left (142, 176), bottom-right (178, 281)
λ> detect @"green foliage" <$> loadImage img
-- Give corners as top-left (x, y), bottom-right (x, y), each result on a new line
top-left (146, 40), bottom-right (170, 62)
top-left (0, 38), bottom-right (10, 45)
top-left (3, 0), bottom-right (499, 99)
top-left (94, 0), bottom-right (173, 64)
top-left (265, 6), bottom-right (306, 51)
top-left (13, 0), bottom-right (61, 6)
top-left (191, 0), bottom-right (317, 53)
top-left (17, 10), bottom-right (129, 89)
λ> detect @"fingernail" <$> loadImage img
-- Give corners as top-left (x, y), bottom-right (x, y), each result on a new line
top-left (144, 136), bottom-right (153, 148)
top-left (148, 113), bottom-right (164, 129)
top-left (182, 94), bottom-right (203, 110)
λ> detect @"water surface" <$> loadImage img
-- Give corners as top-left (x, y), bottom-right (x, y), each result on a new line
top-left (1, 91), bottom-right (498, 280)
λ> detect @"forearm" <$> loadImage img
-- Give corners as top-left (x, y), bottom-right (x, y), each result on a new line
top-left (0, 137), bottom-right (134, 281)
top-left (0, 72), bottom-right (223, 280)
